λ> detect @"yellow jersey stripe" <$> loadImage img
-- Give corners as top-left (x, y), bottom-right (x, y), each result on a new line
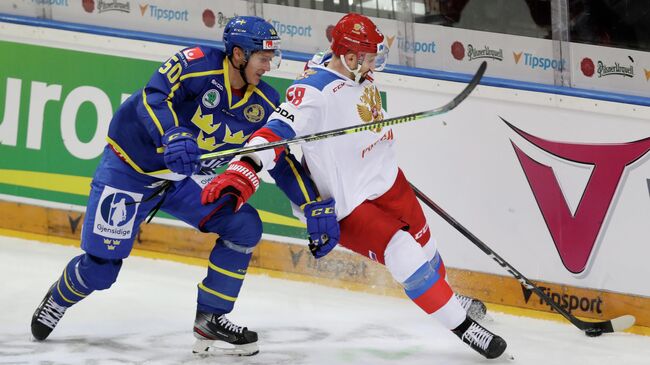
top-left (284, 155), bottom-right (312, 204)
top-left (223, 58), bottom-right (233, 107)
top-left (231, 85), bottom-right (256, 109)
top-left (142, 89), bottom-right (165, 136)
top-left (56, 280), bottom-right (77, 304)
top-left (167, 99), bottom-right (179, 127)
top-left (167, 83), bottom-right (182, 127)
top-left (106, 137), bottom-right (172, 176)
top-left (254, 88), bottom-right (277, 109)
top-left (63, 269), bottom-right (87, 298)
top-left (208, 261), bottom-right (246, 280)
top-left (221, 58), bottom-right (255, 109)
top-left (180, 70), bottom-right (224, 81)
top-left (198, 283), bottom-right (237, 302)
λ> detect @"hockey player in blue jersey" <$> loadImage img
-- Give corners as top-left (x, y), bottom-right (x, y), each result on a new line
top-left (30, 16), bottom-right (319, 356)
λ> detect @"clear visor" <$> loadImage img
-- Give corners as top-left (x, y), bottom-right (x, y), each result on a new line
top-left (358, 40), bottom-right (389, 71)
top-left (261, 49), bottom-right (282, 69)
top-left (261, 39), bottom-right (282, 69)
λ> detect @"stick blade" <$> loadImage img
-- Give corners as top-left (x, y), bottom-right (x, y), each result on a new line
top-left (611, 314), bottom-right (636, 332)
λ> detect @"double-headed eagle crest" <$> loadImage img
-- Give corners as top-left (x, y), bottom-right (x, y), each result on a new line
top-left (356, 86), bottom-right (384, 132)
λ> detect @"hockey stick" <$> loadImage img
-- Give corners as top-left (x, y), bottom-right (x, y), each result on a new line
top-left (199, 61), bottom-right (487, 161)
top-left (409, 183), bottom-right (636, 336)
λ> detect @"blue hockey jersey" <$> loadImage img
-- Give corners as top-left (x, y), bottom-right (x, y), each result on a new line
top-left (107, 46), bottom-right (279, 179)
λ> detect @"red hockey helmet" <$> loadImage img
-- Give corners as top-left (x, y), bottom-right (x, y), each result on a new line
top-left (331, 13), bottom-right (384, 55)
top-left (330, 13), bottom-right (388, 72)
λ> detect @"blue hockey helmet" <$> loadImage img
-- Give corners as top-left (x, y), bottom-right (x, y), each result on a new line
top-left (223, 16), bottom-right (282, 68)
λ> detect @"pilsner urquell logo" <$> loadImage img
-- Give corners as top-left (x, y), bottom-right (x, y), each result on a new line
top-left (467, 44), bottom-right (503, 61)
top-left (597, 61), bottom-right (634, 78)
top-left (97, 0), bottom-right (130, 13)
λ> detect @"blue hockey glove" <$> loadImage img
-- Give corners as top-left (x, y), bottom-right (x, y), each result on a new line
top-left (162, 127), bottom-right (200, 176)
top-left (304, 198), bottom-right (340, 259)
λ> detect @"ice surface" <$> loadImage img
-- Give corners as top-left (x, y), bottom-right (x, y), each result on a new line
top-left (1, 236), bottom-right (649, 365)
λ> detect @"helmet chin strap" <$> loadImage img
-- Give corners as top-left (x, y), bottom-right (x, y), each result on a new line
top-left (339, 54), bottom-right (365, 83)
top-left (228, 54), bottom-right (250, 86)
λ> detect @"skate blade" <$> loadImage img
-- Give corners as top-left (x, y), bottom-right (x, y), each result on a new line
top-left (192, 339), bottom-right (259, 357)
top-left (479, 312), bottom-right (495, 323)
top-left (467, 305), bottom-right (492, 323)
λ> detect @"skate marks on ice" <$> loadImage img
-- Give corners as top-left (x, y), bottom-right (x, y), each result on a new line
top-left (0, 324), bottom-right (494, 365)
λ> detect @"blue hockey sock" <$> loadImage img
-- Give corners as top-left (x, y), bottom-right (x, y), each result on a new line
top-left (197, 239), bottom-right (253, 313)
top-left (50, 255), bottom-right (94, 308)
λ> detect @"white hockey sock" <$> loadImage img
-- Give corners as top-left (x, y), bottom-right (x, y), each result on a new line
top-left (430, 294), bottom-right (467, 330)
top-left (384, 230), bottom-right (429, 283)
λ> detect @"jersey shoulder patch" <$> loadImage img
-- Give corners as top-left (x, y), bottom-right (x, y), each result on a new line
top-left (181, 47), bottom-right (205, 62)
top-left (179, 46), bottom-right (222, 71)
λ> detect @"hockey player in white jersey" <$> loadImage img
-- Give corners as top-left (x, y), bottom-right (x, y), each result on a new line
top-left (202, 13), bottom-right (507, 359)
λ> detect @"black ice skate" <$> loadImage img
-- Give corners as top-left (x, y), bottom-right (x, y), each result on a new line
top-left (192, 311), bottom-right (259, 356)
top-left (456, 294), bottom-right (488, 321)
top-left (452, 317), bottom-right (507, 359)
top-left (31, 284), bottom-right (67, 341)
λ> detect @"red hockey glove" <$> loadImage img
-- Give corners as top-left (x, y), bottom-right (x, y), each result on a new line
top-left (201, 160), bottom-right (260, 211)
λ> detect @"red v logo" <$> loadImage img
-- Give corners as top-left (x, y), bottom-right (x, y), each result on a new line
top-left (504, 118), bottom-right (650, 273)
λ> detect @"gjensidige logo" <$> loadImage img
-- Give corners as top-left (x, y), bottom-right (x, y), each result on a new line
top-left (93, 186), bottom-right (142, 239)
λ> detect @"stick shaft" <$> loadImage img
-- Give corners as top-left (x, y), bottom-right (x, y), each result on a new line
top-left (199, 61), bottom-right (487, 161)
top-left (409, 182), bottom-right (623, 333)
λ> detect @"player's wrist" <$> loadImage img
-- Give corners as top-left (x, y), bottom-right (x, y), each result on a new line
top-left (225, 160), bottom-right (260, 190)
top-left (238, 155), bottom-right (263, 173)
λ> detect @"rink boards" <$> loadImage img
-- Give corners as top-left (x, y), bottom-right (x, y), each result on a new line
top-left (0, 199), bottom-right (647, 330)
top-left (1, 21), bottom-right (649, 329)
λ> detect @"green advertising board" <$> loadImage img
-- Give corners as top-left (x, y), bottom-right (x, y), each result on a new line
top-left (0, 40), bottom-right (304, 238)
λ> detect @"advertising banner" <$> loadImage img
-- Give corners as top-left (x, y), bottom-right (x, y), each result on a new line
top-left (390, 81), bottom-right (650, 297)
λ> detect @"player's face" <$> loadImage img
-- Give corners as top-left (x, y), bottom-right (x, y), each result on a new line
top-left (359, 53), bottom-right (378, 76)
top-left (245, 50), bottom-right (277, 85)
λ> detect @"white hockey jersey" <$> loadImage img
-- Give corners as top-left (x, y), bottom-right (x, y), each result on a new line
top-left (252, 63), bottom-right (399, 220)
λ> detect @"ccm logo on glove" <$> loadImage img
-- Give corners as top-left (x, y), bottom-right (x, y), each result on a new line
top-left (309, 206), bottom-right (335, 216)
top-left (166, 131), bottom-right (193, 142)
top-left (162, 127), bottom-right (200, 177)
top-left (304, 198), bottom-right (339, 259)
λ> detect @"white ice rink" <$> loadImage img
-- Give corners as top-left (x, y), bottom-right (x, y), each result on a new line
top-left (2, 235), bottom-right (649, 365)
